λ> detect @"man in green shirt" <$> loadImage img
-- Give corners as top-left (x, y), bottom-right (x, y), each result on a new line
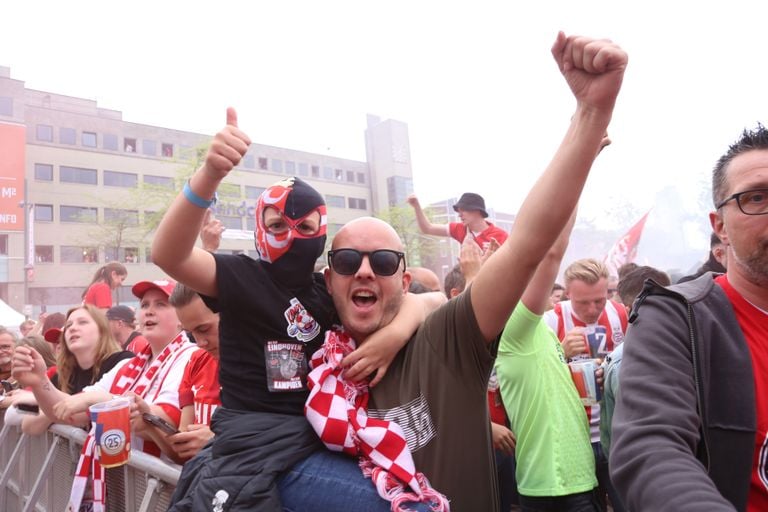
top-left (496, 210), bottom-right (600, 510)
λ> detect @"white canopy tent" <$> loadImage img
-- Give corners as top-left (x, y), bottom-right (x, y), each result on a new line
top-left (0, 299), bottom-right (25, 334)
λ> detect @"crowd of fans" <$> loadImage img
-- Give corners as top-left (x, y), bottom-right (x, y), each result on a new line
top-left (1, 31), bottom-right (766, 512)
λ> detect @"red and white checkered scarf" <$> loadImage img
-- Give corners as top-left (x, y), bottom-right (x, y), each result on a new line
top-left (68, 333), bottom-right (187, 512)
top-left (305, 328), bottom-right (450, 511)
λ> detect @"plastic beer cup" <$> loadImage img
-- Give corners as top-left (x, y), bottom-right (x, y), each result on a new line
top-left (568, 359), bottom-right (602, 406)
top-left (89, 397), bottom-right (131, 468)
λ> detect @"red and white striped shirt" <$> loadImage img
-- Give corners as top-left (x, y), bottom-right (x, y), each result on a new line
top-left (545, 299), bottom-right (628, 443)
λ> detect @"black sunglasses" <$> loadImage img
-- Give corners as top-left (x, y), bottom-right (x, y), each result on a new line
top-left (328, 249), bottom-right (406, 276)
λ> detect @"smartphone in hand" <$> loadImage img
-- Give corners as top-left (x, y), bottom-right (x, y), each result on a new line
top-left (15, 403), bottom-right (40, 415)
top-left (142, 412), bottom-right (180, 435)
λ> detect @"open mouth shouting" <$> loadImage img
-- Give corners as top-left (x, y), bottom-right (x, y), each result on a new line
top-left (352, 289), bottom-right (378, 310)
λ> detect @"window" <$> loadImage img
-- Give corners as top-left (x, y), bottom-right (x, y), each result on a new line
top-left (346, 170), bottom-right (355, 182)
top-left (60, 205), bottom-right (97, 223)
top-left (357, 172), bottom-right (366, 184)
top-left (245, 186), bottom-right (266, 199)
top-left (219, 183), bottom-right (240, 198)
top-left (60, 166), bottom-right (97, 185)
top-left (104, 208), bottom-right (139, 226)
top-left (142, 139), bottom-right (156, 156)
top-left (124, 137), bottom-right (136, 152)
top-left (348, 197), bottom-right (367, 210)
top-left (311, 165), bottom-right (320, 178)
top-left (104, 170), bottom-right (138, 188)
top-left (323, 166), bottom-right (334, 180)
top-left (34, 163), bottom-right (53, 181)
top-left (82, 131), bottom-right (97, 148)
top-left (36, 124), bottom-right (53, 142)
top-left (285, 161), bottom-right (296, 175)
top-left (106, 246), bottom-right (139, 263)
top-left (326, 195), bottom-right (345, 208)
top-left (0, 96), bottom-right (12, 116)
top-left (335, 169), bottom-right (344, 181)
top-left (242, 154), bottom-right (255, 169)
top-left (298, 162), bottom-right (309, 177)
top-left (34, 204), bottom-right (53, 222)
top-left (387, 175), bottom-right (414, 207)
top-left (61, 246), bottom-right (98, 263)
top-left (246, 217), bottom-right (256, 231)
top-left (219, 216), bottom-right (242, 230)
top-left (60, 127), bottom-right (76, 145)
top-left (271, 159), bottom-right (283, 173)
top-left (258, 157), bottom-right (268, 170)
top-left (145, 247), bottom-right (152, 264)
top-left (103, 133), bottom-right (118, 151)
top-left (0, 235), bottom-right (7, 255)
top-left (161, 143), bottom-right (173, 157)
top-left (35, 245), bottom-right (53, 263)
top-left (144, 175), bottom-right (174, 188)
top-left (124, 247), bottom-right (139, 263)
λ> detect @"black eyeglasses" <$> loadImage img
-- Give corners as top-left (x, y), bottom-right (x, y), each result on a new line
top-left (716, 188), bottom-right (768, 215)
top-left (328, 249), bottom-right (406, 276)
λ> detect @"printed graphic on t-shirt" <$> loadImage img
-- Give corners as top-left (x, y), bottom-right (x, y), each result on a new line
top-left (586, 326), bottom-right (608, 358)
top-left (368, 394), bottom-right (436, 453)
top-left (283, 298), bottom-right (321, 343)
top-left (265, 341), bottom-right (307, 392)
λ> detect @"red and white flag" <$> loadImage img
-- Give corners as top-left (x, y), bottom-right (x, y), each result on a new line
top-left (604, 211), bottom-right (651, 277)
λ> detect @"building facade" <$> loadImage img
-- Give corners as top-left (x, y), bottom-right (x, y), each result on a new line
top-left (0, 65), bottom-right (413, 314)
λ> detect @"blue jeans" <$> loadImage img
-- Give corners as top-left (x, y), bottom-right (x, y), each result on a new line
top-left (496, 449), bottom-right (520, 511)
top-left (277, 450), bottom-right (433, 512)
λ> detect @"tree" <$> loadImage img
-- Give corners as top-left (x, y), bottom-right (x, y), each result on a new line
top-left (79, 143), bottom-right (211, 264)
top-left (374, 204), bottom-right (439, 268)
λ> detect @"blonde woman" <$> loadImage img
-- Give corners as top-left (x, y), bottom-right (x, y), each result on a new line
top-left (11, 304), bottom-right (133, 434)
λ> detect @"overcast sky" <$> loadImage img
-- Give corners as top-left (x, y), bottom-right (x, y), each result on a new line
top-left (4, 1), bottom-right (768, 262)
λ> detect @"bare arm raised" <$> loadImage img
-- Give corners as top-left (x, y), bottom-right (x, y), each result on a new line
top-left (406, 195), bottom-right (449, 237)
top-left (152, 108), bottom-right (251, 297)
top-left (471, 33), bottom-right (628, 341)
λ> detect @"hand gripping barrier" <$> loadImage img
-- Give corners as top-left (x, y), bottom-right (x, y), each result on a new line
top-left (0, 412), bottom-right (181, 512)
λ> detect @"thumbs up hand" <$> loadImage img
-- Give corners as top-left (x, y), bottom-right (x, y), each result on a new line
top-left (202, 107), bottom-right (252, 180)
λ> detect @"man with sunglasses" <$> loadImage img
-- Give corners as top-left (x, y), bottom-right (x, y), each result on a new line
top-left (611, 126), bottom-right (768, 511)
top-left (322, 32), bottom-right (628, 511)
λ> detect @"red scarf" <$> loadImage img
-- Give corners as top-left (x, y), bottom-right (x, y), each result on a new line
top-left (305, 328), bottom-right (449, 511)
top-left (68, 333), bottom-right (189, 512)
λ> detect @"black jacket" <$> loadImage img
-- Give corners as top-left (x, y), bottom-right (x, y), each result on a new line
top-left (169, 408), bottom-right (321, 511)
top-left (610, 273), bottom-right (755, 512)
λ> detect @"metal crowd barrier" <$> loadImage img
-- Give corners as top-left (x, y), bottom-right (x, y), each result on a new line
top-left (0, 413), bottom-right (181, 512)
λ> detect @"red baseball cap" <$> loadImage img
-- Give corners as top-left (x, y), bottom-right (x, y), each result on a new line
top-left (44, 327), bottom-right (62, 344)
top-left (131, 279), bottom-right (176, 300)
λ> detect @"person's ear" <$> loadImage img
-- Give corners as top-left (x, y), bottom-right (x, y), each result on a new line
top-left (710, 210), bottom-right (729, 246)
top-left (402, 270), bottom-right (412, 294)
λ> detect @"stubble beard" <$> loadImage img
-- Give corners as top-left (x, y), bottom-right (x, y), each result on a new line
top-left (734, 238), bottom-right (768, 287)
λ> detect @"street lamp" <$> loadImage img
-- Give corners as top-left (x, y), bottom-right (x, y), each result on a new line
top-left (18, 178), bottom-right (34, 317)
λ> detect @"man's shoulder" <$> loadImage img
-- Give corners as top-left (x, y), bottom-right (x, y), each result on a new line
top-left (630, 273), bottom-right (722, 321)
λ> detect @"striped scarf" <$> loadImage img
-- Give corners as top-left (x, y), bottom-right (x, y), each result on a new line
top-left (68, 333), bottom-right (188, 512)
top-left (305, 328), bottom-right (449, 511)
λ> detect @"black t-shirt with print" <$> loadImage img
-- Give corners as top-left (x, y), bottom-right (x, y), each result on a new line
top-left (203, 254), bottom-right (336, 415)
top-left (51, 350), bottom-right (135, 393)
